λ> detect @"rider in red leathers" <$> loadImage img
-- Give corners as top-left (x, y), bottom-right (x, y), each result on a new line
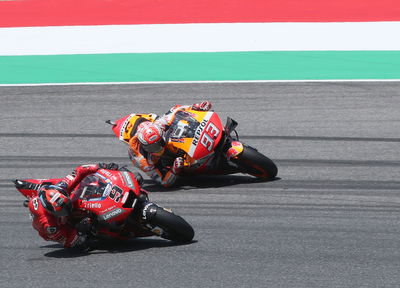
top-left (128, 101), bottom-right (212, 188)
top-left (14, 162), bottom-right (119, 249)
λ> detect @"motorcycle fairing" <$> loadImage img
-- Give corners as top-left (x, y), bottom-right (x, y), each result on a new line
top-left (15, 178), bottom-right (60, 199)
top-left (166, 111), bottom-right (224, 160)
top-left (71, 170), bottom-right (140, 223)
top-left (112, 113), bottom-right (158, 142)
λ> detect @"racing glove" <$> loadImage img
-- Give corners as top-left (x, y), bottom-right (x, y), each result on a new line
top-left (75, 217), bottom-right (94, 233)
top-left (172, 157), bottom-right (184, 175)
top-left (133, 171), bottom-right (144, 186)
top-left (192, 101), bottom-right (212, 111)
top-left (98, 162), bottom-right (119, 170)
top-left (73, 219), bottom-right (97, 253)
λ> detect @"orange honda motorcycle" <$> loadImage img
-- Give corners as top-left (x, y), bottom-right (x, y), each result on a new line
top-left (107, 109), bottom-right (278, 180)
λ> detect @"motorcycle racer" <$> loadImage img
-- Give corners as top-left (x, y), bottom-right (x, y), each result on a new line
top-left (128, 101), bottom-right (212, 187)
top-left (14, 162), bottom-right (119, 249)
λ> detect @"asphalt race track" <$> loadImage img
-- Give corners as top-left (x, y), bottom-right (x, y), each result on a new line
top-left (1, 82), bottom-right (400, 288)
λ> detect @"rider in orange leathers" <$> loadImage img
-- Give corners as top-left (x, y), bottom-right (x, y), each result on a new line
top-left (128, 101), bottom-right (212, 187)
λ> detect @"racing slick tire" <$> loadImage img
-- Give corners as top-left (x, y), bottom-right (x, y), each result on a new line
top-left (149, 207), bottom-right (194, 243)
top-left (232, 145), bottom-right (278, 179)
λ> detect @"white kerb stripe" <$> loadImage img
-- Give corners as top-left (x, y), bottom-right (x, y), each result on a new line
top-left (1, 22), bottom-right (400, 56)
top-left (1, 79), bottom-right (400, 87)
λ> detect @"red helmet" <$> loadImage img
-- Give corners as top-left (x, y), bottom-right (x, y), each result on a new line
top-left (137, 122), bottom-right (165, 154)
top-left (38, 185), bottom-right (72, 217)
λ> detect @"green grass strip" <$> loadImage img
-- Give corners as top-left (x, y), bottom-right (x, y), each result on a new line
top-left (1, 51), bottom-right (400, 84)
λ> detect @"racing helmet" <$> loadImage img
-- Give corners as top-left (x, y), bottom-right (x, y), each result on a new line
top-left (38, 185), bottom-right (72, 217)
top-left (137, 122), bottom-right (165, 154)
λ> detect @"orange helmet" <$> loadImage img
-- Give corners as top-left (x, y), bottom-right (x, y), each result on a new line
top-left (137, 122), bottom-right (165, 154)
top-left (38, 185), bottom-right (72, 217)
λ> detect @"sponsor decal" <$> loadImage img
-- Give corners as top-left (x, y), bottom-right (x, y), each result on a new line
top-left (121, 192), bottom-right (129, 204)
top-left (148, 134), bottom-right (158, 142)
top-left (109, 186), bottom-right (123, 202)
top-left (100, 205), bottom-right (116, 214)
top-left (200, 132), bottom-right (214, 151)
top-left (117, 173), bottom-right (125, 184)
top-left (95, 172), bottom-right (107, 180)
top-left (121, 171), bottom-right (135, 189)
top-left (120, 114), bottom-right (135, 139)
top-left (84, 202), bottom-right (102, 209)
top-left (100, 208), bottom-right (123, 221)
top-left (188, 112), bottom-right (220, 156)
top-left (192, 118), bottom-right (208, 146)
top-left (87, 197), bottom-right (104, 201)
top-left (200, 121), bottom-right (221, 151)
top-left (49, 192), bottom-right (61, 204)
top-left (206, 122), bottom-right (220, 139)
top-left (126, 122), bottom-right (133, 132)
top-left (226, 141), bottom-right (244, 159)
top-left (142, 203), bottom-right (157, 220)
top-left (170, 137), bottom-right (185, 143)
top-left (32, 197), bottom-right (39, 210)
top-left (100, 169), bottom-right (117, 181)
top-left (102, 184), bottom-right (112, 197)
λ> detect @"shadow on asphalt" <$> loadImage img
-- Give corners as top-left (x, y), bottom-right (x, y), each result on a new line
top-left (43, 238), bottom-right (196, 258)
top-left (143, 175), bottom-right (281, 192)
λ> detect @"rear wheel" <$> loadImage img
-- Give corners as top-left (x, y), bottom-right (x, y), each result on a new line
top-left (232, 146), bottom-right (278, 179)
top-left (147, 206), bottom-right (194, 243)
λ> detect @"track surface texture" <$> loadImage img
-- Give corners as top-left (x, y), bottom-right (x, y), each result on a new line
top-left (1, 82), bottom-right (400, 288)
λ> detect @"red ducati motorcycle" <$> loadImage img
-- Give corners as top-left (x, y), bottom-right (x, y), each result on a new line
top-left (15, 168), bottom-right (195, 245)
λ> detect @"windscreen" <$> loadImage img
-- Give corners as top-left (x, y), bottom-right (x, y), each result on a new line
top-left (71, 174), bottom-right (110, 201)
top-left (166, 110), bottom-right (200, 140)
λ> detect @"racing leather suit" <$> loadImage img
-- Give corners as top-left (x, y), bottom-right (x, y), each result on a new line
top-left (128, 102), bottom-right (211, 187)
top-left (25, 164), bottom-right (100, 248)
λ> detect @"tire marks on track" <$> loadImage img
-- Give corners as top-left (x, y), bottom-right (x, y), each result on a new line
top-left (1, 156), bottom-right (398, 168)
top-left (2, 133), bottom-right (400, 143)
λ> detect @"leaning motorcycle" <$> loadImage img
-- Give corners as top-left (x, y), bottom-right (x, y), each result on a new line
top-left (107, 109), bottom-right (278, 179)
top-left (15, 168), bottom-right (195, 245)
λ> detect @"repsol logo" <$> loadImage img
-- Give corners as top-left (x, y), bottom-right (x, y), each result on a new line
top-left (192, 118), bottom-right (208, 146)
top-left (101, 208), bottom-right (123, 221)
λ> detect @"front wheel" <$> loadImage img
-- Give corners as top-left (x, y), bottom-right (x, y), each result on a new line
top-left (232, 145), bottom-right (278, 179)
top-left (146, 206), bottom-right (194, 243)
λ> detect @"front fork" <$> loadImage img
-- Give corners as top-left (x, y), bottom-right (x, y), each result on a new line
top-left (222, 117), bottom-right (243, 161)
top-left (140, 202), bottom-right (168, 237)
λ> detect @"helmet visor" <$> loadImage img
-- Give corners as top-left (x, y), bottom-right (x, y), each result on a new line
top-left (143, 138), bottom-right (165, 153)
